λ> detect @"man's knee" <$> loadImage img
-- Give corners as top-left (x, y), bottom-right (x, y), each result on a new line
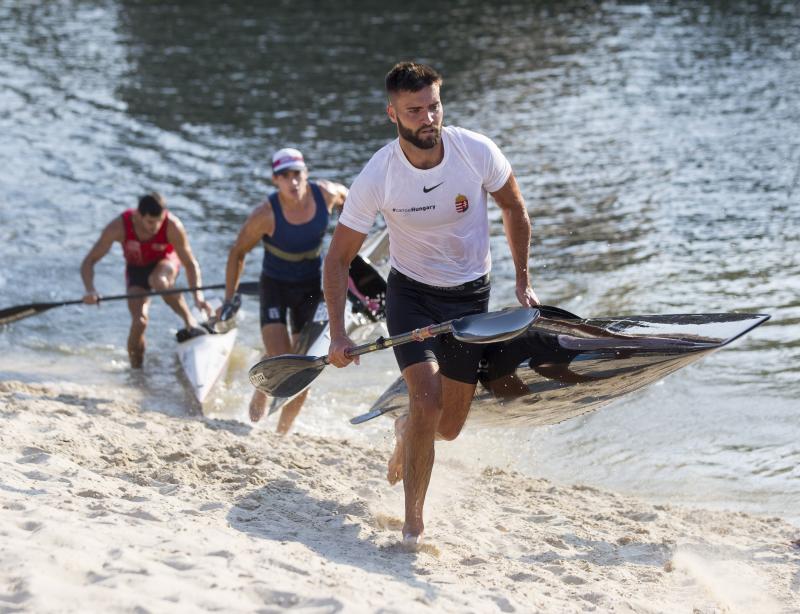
top-left (149, 274), bottom-right (172, 291)
top-left (404, 361), bottom-right (443, 424)
top-left (132, 313), bottom-right (148, 331)
top-left (436, 421), bottom-right (464, 441)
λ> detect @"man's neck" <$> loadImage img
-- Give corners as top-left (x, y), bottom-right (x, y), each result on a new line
top-left (398, 138), bottom-right (444, 170)
top-left (278, 186), bottom-right (307, 209)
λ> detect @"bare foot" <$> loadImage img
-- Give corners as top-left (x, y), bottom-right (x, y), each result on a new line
top-left (401, 531), bottom-right (424, 552)
top-left (249, 390), bottom-right (268, 422)
top-left (387, 414), bottom-right (407, 485)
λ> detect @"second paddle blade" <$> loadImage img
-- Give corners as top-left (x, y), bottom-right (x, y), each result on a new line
top-left (451, 307), bottom-right (540, 343)
top-left (248, 354), bottom-right (327, 398)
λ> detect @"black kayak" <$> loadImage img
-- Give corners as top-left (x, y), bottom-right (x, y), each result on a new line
top-left (350, 305), bottom-right (770, 426)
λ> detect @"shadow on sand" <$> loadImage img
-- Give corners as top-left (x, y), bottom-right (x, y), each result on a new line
top-left (227, 480), bottom-right (440, 602)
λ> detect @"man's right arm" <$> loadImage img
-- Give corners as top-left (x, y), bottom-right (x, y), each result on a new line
top-left (80, 218), bottom-right (122, 304)
top-left (323, 223), bottom-right (367, 367)
top-left (224, 205), bottom-right (272, 303)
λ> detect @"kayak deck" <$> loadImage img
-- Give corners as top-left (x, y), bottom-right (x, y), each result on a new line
top-left (352, 308), bottom-right (770, 427)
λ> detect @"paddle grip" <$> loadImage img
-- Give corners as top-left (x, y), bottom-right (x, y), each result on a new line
top-left (343, 321), bottom-right (454, 358)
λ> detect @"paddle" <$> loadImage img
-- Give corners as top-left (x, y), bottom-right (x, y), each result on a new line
top-left (0, 281), bottom-right (260, 326)
top-left (248, 307), bottom-right (540, 398)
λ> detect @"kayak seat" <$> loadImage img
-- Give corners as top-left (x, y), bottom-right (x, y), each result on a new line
top-left (176, 326), bottom-right (209, 343)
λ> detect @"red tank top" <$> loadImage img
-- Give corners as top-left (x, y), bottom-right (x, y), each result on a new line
top-left (121, 209), bottom-right (175, 266)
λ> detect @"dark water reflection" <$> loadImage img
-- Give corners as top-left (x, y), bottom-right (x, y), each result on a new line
top-left (0, 0), bottom-right (797, 521)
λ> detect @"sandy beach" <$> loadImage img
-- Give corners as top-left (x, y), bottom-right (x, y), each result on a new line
top-left (1, 378), bottom-right (797, 613)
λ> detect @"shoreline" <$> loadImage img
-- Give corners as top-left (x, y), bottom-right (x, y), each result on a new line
top-left (1, 378), bottom-right (798, 613)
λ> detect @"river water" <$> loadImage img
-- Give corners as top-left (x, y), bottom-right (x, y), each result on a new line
top-left (1, 1), bottom-right (798, 524)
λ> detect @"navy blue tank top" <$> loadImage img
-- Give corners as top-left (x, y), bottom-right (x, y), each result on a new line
top-left (261, 181), bottom-right (329, 281)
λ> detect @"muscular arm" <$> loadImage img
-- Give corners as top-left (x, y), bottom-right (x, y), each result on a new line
top-left (224, 204), bottom-right (274, 302)
top-left (316, 179), bottom-right (349, 212)
top-left (80, 218), bottom-right (123, 301)
top-left (491, 172), bottom-right (539, 307)
top-left (323, 223), bottom-right (367, 366)
top-left (167, 215), bottom-right (206, 306)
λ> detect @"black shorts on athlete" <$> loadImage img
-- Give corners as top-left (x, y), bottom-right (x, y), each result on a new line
top-left (259, 274), bottom-right (322, 333)
top-left (125, 262), bottom-right (160, 290)
top-left (385, 268), bottom-right (490, 384)
top-left (125, 253), bottom-right (180, 291)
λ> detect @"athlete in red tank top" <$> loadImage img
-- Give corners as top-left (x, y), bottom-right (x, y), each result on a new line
top-left (121, 208), bottom-right (176, 267)
top-left (80, 193), bottom-right (213, 368)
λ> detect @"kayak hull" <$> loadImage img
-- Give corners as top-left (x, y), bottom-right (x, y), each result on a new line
top-left (353, 308), bottom-right (770, 427)
top-left (177, 328), bottom-right (238, 404)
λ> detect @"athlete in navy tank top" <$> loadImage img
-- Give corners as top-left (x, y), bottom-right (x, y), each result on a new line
top-left (261, 181), bottom-right (329, 281)
top-left (221, 147), bottom-right (348, 431)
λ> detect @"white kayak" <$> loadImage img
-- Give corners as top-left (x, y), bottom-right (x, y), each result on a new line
top-left (176, 326), bottom-right (238, 404)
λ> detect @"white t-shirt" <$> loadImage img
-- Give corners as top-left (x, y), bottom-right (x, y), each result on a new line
top-left (339, 126), bottom-right (512, 287)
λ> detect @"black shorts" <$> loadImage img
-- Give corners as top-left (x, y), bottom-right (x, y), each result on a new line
top-left (126, 263), bottom-right (159, 290)
top-left (385, 268), bottom-right (490, 384)
top-left (125, 253), bottom-right (180, 290)
top-left (259, 274), bottom-right (322, 333)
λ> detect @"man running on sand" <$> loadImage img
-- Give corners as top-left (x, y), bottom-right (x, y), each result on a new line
top-left (323, 62), bottom-right (539, 546)
top-left (81, 192), bottom-right (213, 368)
top-left (222, 147), bottom-right (348, 433)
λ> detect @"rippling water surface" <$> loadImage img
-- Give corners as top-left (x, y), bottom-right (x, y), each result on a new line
top-left (1, 1), bottom-right (798, 524)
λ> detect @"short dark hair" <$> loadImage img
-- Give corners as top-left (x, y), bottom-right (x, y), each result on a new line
top-left (138, 192), bottom-right (166, 217)
top-left (385, 62), bottom-right (442, 95)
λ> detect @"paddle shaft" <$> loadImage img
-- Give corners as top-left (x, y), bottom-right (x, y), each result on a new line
top-left (249, 307), bottom-right (540, 397)
top-left (335, 320), bottom-right (455, 362)
top-left (0, 281), bottom-right (260, 326)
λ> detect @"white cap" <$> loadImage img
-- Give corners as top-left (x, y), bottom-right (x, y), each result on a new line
top-left (271, 148), bottom-right (306, 174)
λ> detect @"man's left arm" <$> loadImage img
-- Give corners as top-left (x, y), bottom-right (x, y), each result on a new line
top-left (317, 179), bottom-right (349, 212)
top-left (168, 217), bottom-right (213, 315)
top-left (491, 172), bottom-right (540, 307)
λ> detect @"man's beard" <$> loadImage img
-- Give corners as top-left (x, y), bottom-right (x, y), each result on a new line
top-left (396, 116), bottom-right (441, 150)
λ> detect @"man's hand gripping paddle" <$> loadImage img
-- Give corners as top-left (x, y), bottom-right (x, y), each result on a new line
top-left (248, 307), bottom-right (540, 398)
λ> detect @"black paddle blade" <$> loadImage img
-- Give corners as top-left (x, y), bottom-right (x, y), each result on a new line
top-left (248, 354), bottom-right (327, 397)
top-left (0, 302), bottom-right (59, 325)
top-left (451, 307), bottom-right (540, 343)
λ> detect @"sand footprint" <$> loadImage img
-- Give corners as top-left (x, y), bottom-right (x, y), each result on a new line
top-left (122, 509), bottom-right (163, 522)
top-left (620, 510), bottom-right (658, 522)
top-left (526, 513), bottom-right (557, 524)
top-left (163, 558), bottom-right (194, 572)
top-left (562, 574), bottom-right (587, 585)
top-left (16, 450), bottom-right (50, 464)
top-left (0, 577), bottom-right (32, 606)
top-left (544, 536), bottom-right (570, 550)
top-left (19, 521), bottom-right (43, 532)
top-left (255, 588), bottom-right (343, 612)
top-left (488, 594), bottom-right (515, 613)
top-left (507, 571), bottom-right (542, 583)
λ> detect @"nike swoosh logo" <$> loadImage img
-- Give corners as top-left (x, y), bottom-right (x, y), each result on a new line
top-left (422, 182), bottom-right (444, 193)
